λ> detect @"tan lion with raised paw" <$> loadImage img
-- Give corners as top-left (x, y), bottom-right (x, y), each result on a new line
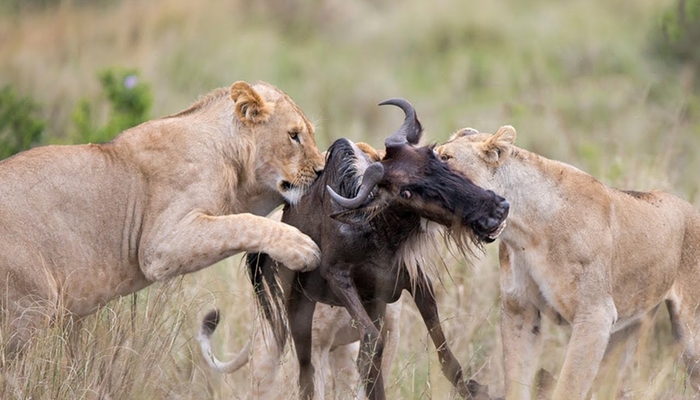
top-left (0, 81), bottom-right (324, 355)
top-left (436, 125), bottom-right (700, 400)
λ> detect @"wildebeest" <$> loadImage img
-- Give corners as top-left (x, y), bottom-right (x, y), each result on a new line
top-left (202, 99), bottom-right (509, 399)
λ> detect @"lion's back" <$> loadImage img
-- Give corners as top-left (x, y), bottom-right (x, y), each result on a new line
top-left (0, 144), bottom-right (140, 280)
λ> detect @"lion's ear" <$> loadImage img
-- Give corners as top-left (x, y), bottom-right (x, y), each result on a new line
top-left (230, 81), bottom-right (273, 125)
top-left (492, 125), bottom-right (516, 144)
top-left (355, 142), bottom-right (383, 162)
top-left (482, 125), bottom-right (516, 163)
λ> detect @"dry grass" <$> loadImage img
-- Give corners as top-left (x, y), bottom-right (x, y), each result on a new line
top-left (2, 0), bottom-right (700, 398)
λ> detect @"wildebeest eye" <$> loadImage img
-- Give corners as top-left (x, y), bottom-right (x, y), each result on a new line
top-left (401, 190), bottom-right (411, 199)
top-left (289, 129), bottom-right (301, 143)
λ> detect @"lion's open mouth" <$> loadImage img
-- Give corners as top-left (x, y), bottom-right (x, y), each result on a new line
top-left (474, 219), bottom-right (507, 243)
top-left (487, 220), bottom-right (507, 240)
top-left (281, 181), bottom-right (293, 191)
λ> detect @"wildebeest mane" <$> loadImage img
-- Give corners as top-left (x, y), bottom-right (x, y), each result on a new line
top-left (246, 251), bottom-right (288, 349)
top-left (324, 138), bottom-right (363, 200)
top-left (324, 138), bottom-right (392, 224)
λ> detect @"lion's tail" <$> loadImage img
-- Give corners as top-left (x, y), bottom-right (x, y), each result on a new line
top-left (197, 309), bottom-right (251, 373)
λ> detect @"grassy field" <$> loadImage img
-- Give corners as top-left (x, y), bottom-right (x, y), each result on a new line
top-left (1, 0), bottom-right (700, 398)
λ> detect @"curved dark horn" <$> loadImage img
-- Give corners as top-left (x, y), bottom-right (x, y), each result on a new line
top-left (379, 98), bottom-right (423, 147)
top-left (326, 162), bottom-right (385, 209)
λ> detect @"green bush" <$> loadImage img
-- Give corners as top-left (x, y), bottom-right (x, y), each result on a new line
top-left (658, 0), bottom-right (700, 66)
top-left (72, 67), bottom-right (152, 144)
top-left (0, 85), bottom-right (46, 160)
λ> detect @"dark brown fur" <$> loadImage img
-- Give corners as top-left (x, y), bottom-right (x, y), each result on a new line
top-left (239, 100), bottom-right (508, 400)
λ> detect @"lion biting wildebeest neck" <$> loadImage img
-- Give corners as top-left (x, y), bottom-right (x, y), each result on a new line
top-left (0, 81), bottom-right (324, 354)
top-left (237, 99), bottom-right (509, 400)
top-left (436, 126), bottom-right (700, 399)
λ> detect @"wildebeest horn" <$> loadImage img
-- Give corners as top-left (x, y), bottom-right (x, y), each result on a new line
top-left (379, 98), bottom-right (422, 147)
top-left (326, 162), bottom-right (385, 209)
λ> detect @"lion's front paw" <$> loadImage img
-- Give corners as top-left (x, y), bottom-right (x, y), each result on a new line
top-left (265, 225), bottom-right (320, 272)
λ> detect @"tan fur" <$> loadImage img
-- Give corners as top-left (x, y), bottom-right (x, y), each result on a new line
top-left (437, 126), bottom-right (700, 399)
top-left (0, 81), bottom-right (324, 353)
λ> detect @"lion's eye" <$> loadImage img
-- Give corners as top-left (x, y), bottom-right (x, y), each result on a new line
top-left (440, 154), bottom-right (451, 161)
top-left (289, 130), bottom-right (301, 143)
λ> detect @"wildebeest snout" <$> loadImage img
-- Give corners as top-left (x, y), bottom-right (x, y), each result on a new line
top-left (473, 191), bottom-right (509, 241)
top-left (494, 195), bottom-right (510, 222)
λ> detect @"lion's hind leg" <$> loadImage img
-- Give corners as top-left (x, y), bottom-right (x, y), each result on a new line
top-left (667, 211), bottom-right (700, 395)
top-left (666, 290), bottom-right (700, 394)
top-left (595, 307), bottom-right (658, 398)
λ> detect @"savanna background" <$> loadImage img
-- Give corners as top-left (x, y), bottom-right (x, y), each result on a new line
top-left (1, 0), bottom-right (700, 398)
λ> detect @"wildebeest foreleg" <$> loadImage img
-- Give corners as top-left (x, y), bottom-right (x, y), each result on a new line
top-left (287, 285), bottom-right (318, 400)
top-left (359, 300), bottom-right (388, 399)
top-left (412, 278), bottom-right (488, 399)
top-left (325, 268), bottom-right (386, 400)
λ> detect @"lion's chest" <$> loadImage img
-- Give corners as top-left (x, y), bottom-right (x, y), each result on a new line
top-left (502, 243), bottom-right (582, 325)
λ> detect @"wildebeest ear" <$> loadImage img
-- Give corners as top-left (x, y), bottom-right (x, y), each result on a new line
top-left (230, 81), bottom-right (274, 125)
top-left (482, 125), bottom-right (516, 163)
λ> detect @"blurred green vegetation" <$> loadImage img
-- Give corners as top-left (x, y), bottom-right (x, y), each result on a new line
top-left (658, 0), bottom-right (700, 69)
top-left (0, 67), bottom-right (151, 160)
top-left (72, 67), bottom-right (152, 144)
top-left (0, 85), bottom-right (46, 159)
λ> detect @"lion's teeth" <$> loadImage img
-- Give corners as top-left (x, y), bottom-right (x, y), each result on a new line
top-left (488, 221), bottom-right (507, 239)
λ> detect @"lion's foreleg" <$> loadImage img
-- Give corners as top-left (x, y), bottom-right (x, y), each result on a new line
top-left (500, 295), bottom-right (543, 400)
top-left (140, 213), bottom-right (320, 281)
top-left (552, 301), bottom-right (616, 400)
top-left (500, 245), bottom-right (544, 400)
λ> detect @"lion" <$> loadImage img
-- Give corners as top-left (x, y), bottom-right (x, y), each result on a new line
top-left (0, 81), bottom-right (324, 355)
top-left (436, 125), bottom-right (700, 399)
